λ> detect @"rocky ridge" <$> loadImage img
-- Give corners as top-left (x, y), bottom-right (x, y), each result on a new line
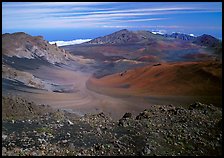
top-left (86, 29), bottom-right (163, 45)
top-left (2, 32), bottom-right (72, 64)
top-left (2, 96), bottom-right (222, 156)
top-left (2, 64), bottom-right (46, 90)
top-left (164, 32), bottom-right (196, 41)
top-left (85, 29), bottom-right (222, 52)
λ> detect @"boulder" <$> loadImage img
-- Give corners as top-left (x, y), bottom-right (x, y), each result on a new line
top-left (136, 110), bottom-right (151, 120)
top-left (189, 102), bottom-right (204, 110)
top-left (122, 112), bottom-right (132, 119)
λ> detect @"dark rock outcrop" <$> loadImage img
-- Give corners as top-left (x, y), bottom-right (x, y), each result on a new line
top-left (122, 112), bottom-right (132, 119)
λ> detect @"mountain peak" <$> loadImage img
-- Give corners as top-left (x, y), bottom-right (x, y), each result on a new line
top-left (113, 29), bottom-right (132, 35)
top-left (84, 29), bottom-right (221, 49)
top-left (193, 34), bottom-right (221, 48)
top-left (3, 32), bottom-right (29, 37)
top-left (200, 34), bottom-right (216, 39)
top-left (86, 29), bottom-right (165, 45)
top-left (13, 32), bottom-right (28, 35)
top-left (2, 32), bottom-right (71, 64)
top-left (117, 29), bottom-right (129, 32)
top-left (86, 29), bottom-right (138, 44)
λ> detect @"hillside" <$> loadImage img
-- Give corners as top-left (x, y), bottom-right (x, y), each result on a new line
top-left (2, 32), bottom-right (72, 64)
top-left (2, 30), bottom-right (222, 156)
top-left (2, 32), bottom-right (97, 92)
top-left (64, 29), bottom-right (217, 67)
top-left (86, 29), bottom-right (186, 45)
top-left (87, 60), bottom-right (222, 98)
top-left (85, 29), bottom-right (221, 50)
top-left (2, 96), bottom-right (222, 156)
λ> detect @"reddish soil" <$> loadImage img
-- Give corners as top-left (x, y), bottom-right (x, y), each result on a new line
top-left (87, 60), bottom-right (222, 98)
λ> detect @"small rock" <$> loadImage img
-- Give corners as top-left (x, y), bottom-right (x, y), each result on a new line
top-left (62, 140), bottom-right (68, 143)
top-left (2, 134), bottom-right (7, 140)
top-left (122, 112), bottom-right (132, 119)
top-left (38, 138), bottom-right (46, 144)
top-left (97, 127), bottom-right (102, 134)
top-left (118, 119), bottom-right (128, 127)
top-left (77, 153), bottom-right (82, 156)
top-left (189, 102), bottom-right (204, 110)
top-left (2, 147), bottom-right (7, 153)
top-left (69, 143), bottom-right (75, 149)
top-left (67, 119), bottom-right (74, 125)
top-left (142, 146), bottom-right (151, 155)
top-left (94, 144), bottom-right (102, 150)
top-left (136, 110), bottom-right (151, 120)
top-left (48, 133), bottom-right (54, 138)
top-left (31, 151), bottom-right (37, 156)
top-left (97, 112), bottom-right (106, 118)
top-left (105, 144), bottom-right (111, 148)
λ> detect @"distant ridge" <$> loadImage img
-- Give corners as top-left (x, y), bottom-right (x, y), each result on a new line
top-left (86, 29), bottom-right (162, 44)
top-left (163, 32), bottom-right (196, 41)
top-left (193, 34), bottom-right (221, 48)
top-left (86, 29), bottom-right (139, 44)
top-left (85, 29), bottom-right (221, 50)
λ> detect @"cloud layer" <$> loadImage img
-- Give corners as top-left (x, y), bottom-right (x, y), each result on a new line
top-left (3, 2), bottom-right (222, 29)
top-left (49, 39), bottom-right (92, 46)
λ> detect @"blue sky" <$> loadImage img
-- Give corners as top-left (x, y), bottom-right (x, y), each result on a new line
top-left (2, 2), bottom-right (222, 41)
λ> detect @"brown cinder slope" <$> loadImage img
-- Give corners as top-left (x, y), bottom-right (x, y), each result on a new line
top-left (87, 60), bottom-right (222, 97)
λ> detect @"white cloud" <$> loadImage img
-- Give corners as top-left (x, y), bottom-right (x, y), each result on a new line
top-left (171, 32), bottom-right (197, 37)
top-left (3, 2), bottom-right (117, 8)
top-left (49, 39), bottom-right (92, 46)
top-left (151, 30), bottom-right (167, 35)
top-left (102, 25), bottom-right (182, 29)
top-left (189, 33), bottom-right (195, 37)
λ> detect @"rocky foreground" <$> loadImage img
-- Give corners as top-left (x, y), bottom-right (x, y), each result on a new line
top-left (2, 96), bottom-right (222, 156)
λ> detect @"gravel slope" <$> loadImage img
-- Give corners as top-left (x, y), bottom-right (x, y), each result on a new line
top-left (2, 96), bottom-right (222, 156)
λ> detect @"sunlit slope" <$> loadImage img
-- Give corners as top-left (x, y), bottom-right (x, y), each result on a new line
top-left (87, 60), bottom-right (222, 96)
